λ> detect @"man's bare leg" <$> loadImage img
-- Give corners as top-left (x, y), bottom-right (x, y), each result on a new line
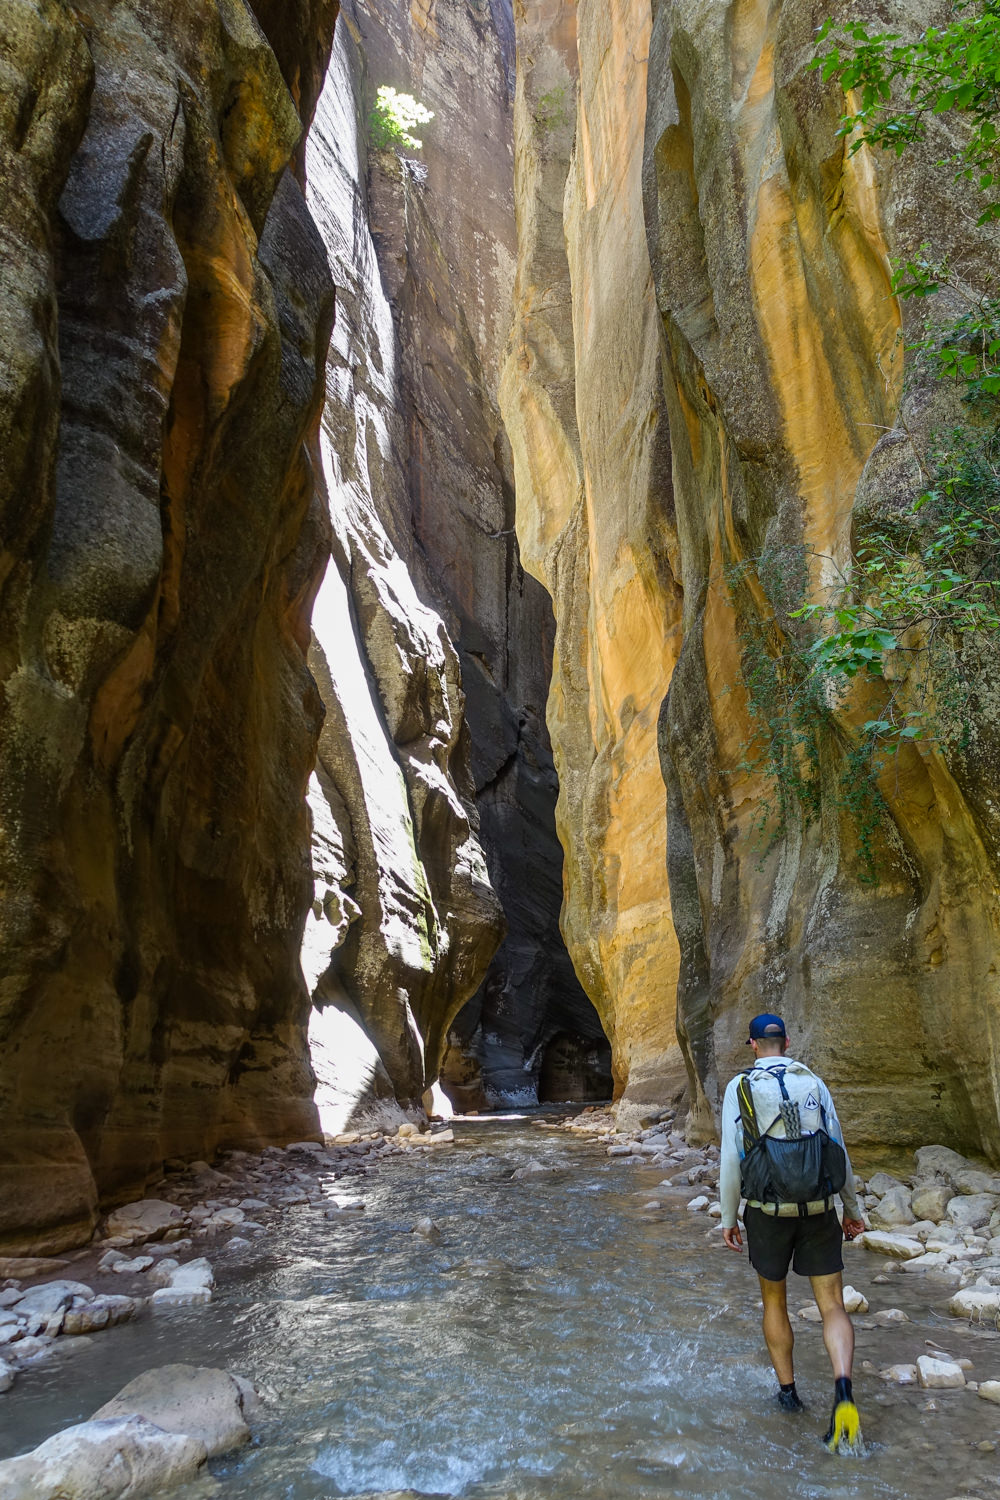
top-left (811, 1270), bottom-right (861, 1450)
top-left (758, 1274), bottom-right (795, 1384)
top-left (809, 1271), bottom-right (853, 1379)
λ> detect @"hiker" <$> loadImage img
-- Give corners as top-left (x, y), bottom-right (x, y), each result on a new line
top-left (719, 1013), bottom-right (867, 1453)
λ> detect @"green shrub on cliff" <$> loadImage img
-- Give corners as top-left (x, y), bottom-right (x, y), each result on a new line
top-left (804, 3), bottom-right (1000, 751)
top-left (369, 86), bottom-right (434, 153)
top-left (815, 0), bottom-right (1000, 221)
top-left (731, 4), bottom-right (1000, 876)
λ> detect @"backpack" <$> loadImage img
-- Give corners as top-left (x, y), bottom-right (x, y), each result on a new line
top-left (737, 1065), bottom-right (847, 1208)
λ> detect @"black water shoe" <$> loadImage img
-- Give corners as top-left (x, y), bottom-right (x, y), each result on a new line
top-left (777, 1382), bottom-right (804, 1413)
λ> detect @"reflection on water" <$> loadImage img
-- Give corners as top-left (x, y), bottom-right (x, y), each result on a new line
top-left (3, 1120), bottom-right (1000, 1498)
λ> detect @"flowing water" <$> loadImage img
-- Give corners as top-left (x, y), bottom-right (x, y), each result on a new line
top-left (3, 1118), bottom-right (1000, 1498)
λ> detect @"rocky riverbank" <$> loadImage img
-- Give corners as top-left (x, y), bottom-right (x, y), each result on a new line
top-left (549, 1108), bottom-right (1000, 1330)
top-left (1, 1110), bottom-right (1000, 1494)
top-left (0, 1119), bottom-right (456, 1398)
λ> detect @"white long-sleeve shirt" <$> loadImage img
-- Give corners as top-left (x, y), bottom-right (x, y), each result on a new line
top-left (718, 1054), bottom-right (861, 1229)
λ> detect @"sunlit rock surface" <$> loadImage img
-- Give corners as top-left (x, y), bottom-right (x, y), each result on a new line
top-left (303, 0), bottom-right (604, 1112)
top-left (0, 0), bottom-right (337, 1253)
top-left (505, 0), bottom-right (1000, 1152)
top-left (501, 0), bottom-right (686, 1117)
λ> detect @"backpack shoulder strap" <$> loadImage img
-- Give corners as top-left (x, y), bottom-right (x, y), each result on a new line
top-left (738, 1068), bottom-right (783, 1147)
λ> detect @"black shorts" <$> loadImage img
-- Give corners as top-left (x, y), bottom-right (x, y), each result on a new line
top-left (744, 1206), bottom-right (844, 1282)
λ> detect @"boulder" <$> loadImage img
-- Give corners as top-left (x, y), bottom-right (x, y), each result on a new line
top-left (947, 1194), bottom-right (999, 1231)
top-left (104, 1201), bottom-right (188, 1242)
top-left (870, 1188), bottom-right (915, 1229)
top-left (868, 1172), bottom-right (907, 1196)
top-left (910, 1185), bottom-right (952, 1223)
top-left (954, 1169), bottom-right (1000, 1196)
top-left (13, 1281), bottom-right (94, 1321)
top-left (978, 1381), bottom-right (1000, 1405)
top-left (901, 1251), bottom-right (961, 1273)
top-left (111, 1257), bottom-right (153, 1275)
top-left (842, 1286), bottom-right (869, 1314)
top-left (948, 1288), bottom-right (1000, 1320)
top-left (62, 1295), bottom-right (137, 1337)
top-left (856, 1231), bottom-right (924, 1259)
top-left (917, 1354), bottom-right (966, 1388)
top-left (914, 1145), bottom-right (976, 1180)
top-left (149, 1259), bottom-right (214, 1310)
top-left (93, 1365), bottom-right (258, 1458)
top-left (686, 1196), bottom-right (709, 1212)
top-left (0, 1416), bottom-right (206, 1497)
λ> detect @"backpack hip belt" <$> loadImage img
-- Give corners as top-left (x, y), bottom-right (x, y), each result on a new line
top-left (747, 1196), bottom-right (834, 1218)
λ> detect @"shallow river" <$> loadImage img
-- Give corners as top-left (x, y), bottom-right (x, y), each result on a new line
top-left (3, 1118), bottom-right (1000, 1498)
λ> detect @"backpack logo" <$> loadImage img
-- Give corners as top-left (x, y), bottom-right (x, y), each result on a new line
top-left (805, 1092), bottom-right (819, 1111)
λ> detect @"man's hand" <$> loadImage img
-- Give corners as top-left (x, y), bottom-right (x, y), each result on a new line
top-left (842, 1217), bottom-right (866, 1241)
top-left (723, 1225), bottom-right (743, 1252)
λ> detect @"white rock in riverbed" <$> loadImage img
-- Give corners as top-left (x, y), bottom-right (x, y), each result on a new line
top-left (0, 1416), bottom-right (206, 1497)
top-left (104, 1200), bottom-right (188, 1242)
top-left (856, 1231), bottom-right (924, 1259)
top-left (978, 1381), bottom-right (1000, 1405)
top-left (0, 1357), bottom-right (14, 1392)
top-left (150, 1258), bottom-right (214, 1309)
top-left (917, 1354), bottom-right (966, 1389)
top-left (873, 1308), bottom-right (909, 1326)
top-left (948, 1287), bottom-right (1000, 1320)
top-left (948, 1194), bottom-right (999, 1231)
top-left (879, 1364), bottom-right (918, 1385)
top-left (842, 1286), bottom-right (868, 1313)
top-left (13, 1281), bottom-right (94, 1321)
top-left (62, 1295), bottom-right (136, 1336)
top-left (93, 1364), bottom-right (259, 1458)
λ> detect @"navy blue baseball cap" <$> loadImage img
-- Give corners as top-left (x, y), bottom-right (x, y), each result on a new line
top-left (747, 1012), bottom-right (786, 1044)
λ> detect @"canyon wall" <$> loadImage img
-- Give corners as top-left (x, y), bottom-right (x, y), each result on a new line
top-left (505, 0), bottom-right (1000, 1153)
top-left (0, 0), bottom-right (340, 1252)
top-left (501, 0), bottom-right (686, 1115)
top-left (302, 0), bottom-right (607, 1114)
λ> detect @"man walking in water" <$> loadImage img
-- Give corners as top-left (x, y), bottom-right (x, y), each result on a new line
top-left (719, 1013), bottom-right (866, 1452)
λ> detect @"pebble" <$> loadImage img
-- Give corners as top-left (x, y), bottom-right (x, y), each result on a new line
top-left (873, 1307), bottom-right (910, 1326)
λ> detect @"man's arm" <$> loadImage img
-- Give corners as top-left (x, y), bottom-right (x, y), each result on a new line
top-left (718, 1076), bottom-right (743, 1233)
top-left (822, 1084), bottom-right (864, 1228)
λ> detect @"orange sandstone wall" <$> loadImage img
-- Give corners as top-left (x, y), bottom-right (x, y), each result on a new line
top-left (505, 0), bottom-right (1000, 1152)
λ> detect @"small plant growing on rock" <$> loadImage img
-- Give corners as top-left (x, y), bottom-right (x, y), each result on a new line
top-left (369, 85), bottom-right (434, 152)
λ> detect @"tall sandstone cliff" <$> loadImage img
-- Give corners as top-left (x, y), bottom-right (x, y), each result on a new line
top-left (0, 0), bottom-right (342, 1254)
top-left (504, 0), bottom-right (1000, 1153)
top-left (303, 0), bottom-right (606, 1115)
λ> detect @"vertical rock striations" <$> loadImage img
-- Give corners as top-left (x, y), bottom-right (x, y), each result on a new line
top-left (501, 0), bottom-right (685, 1115)
top-left (505, 0), bottom-right (1000, 1153)
top-left (0, 0), bottom-right (337, 1252)
top-left (644, 0), bottom-right (1000, 1151)
top-left (303, 0), bottom-right (605, 1115)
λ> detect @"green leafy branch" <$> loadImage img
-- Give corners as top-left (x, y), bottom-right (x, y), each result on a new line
top-left (813, 0), bottom-right (1000, 222)
top-left (370, 85), bottom-right (434, 153)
